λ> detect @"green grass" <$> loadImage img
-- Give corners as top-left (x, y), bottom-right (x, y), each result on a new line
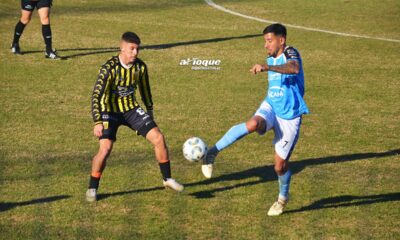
top-left (1, 0), bottom-right (399, 239)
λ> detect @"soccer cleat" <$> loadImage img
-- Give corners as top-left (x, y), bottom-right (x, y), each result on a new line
top-left (163, 178), bottom-right (184, 192)
top-left (11, 43), bottom-right (22, 55)
top-left (267, 198), bottom-right (287, 216)
top-left (201, 164), bottom-right (213, 179)
top-left (45, 49), bottom-right (61, 59)
top-left (86, 188), bottom-right (97, 202)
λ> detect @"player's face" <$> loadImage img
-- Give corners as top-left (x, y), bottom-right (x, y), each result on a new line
top-left (264, 33), bottom-right (285, 57)
top-left (120, 41), bottom-right (139, 64)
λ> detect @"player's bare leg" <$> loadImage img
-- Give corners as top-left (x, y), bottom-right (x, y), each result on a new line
top-left (202, 116), bottom-right (266, 178)
top-left (146, 127), bottom-right (183, 192)
top-left (86, 139), bottom-right (114, 202)
top-left (91, 139), bottom-right (113, 174)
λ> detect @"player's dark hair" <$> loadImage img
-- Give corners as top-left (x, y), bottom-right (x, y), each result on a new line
top-left (263, 23), bottom-right (287, 37)
top-left (121, 31), bottom-right (141, 45)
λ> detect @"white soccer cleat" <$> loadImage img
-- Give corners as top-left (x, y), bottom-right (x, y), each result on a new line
top-left (86, 188), bottom-right (97, 202)
top-left (267, 199), bottom-right (287, 216)
top-left (201, 164), bottom-right (213, 179)
top-left (163, 178), bottom-right (184, 192)
top-left (45, 49), bottom-right (61, 59)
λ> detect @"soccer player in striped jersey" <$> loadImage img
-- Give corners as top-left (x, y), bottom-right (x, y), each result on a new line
top-left (86, 32), bottom-right (183, 202)
top-left (202, 24), bottom-right (309, 216)
top-left (11, 0), bottom-right (60, 59)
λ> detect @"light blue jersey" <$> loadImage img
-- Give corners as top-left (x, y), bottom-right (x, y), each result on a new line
top-left (265, 46), bottom-right (309, 120)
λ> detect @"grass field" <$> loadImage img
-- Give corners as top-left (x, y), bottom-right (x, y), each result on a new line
top-left (1, 0), bottom-right (399, 239)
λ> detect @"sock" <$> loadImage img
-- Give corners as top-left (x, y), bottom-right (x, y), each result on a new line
top-left (13, 21), bottom-right (26, 45)
top-left (159, 161), bottom-right (171, 181)
top-left (278, 169), bottom-right (292, 201)
top-left (215, 123), bottom-right (249, 151)
top-left (208, 146), bottom-right (220, 157)
top-left (88, 172), bottom-right (102, 190)
top-left (42, 24), bottom-right (52, 52)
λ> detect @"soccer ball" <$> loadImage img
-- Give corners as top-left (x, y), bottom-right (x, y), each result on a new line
top-left (183, 137), bottom-right (208, 162)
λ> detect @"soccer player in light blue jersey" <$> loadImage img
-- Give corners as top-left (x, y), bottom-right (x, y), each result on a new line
top-left (202, 23), bottom-right (309, 216)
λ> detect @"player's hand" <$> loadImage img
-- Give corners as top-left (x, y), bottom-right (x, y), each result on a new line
top-left (250, 64), bottom-right (266, 74)
top-left (93, 124), bottom-right (103, 138)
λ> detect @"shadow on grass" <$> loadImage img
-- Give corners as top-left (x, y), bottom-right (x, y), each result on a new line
top-left (96, 186), bottom-right (165, 201)
top-left (285, 192), bottom-right (400, 214)
top-left (20, 33), bottom-right (262, 59)
top-left (0, 195), bottom-right (71, 212)
top-left (94, 149), bottom-right (399, 201)
top-left (187, 149), bottom-right (400, 198)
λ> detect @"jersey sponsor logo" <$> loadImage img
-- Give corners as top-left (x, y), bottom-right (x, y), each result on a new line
top-left (268, 86), bottom-right (284, 98)
top-left (113, 86), bottom-right (135, 97)
top-left (285, 47), bottom-right (300, 60)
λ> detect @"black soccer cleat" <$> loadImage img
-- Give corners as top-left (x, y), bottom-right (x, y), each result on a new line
top-left (11, 43), bottom-right (22, 55)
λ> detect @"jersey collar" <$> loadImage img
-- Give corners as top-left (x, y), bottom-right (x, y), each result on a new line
top-left (118, 55), bottom-right (133, 69)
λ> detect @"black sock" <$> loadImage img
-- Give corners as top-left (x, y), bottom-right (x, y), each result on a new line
top-left (13, 21), bottom-right (26, 45)
top-left (88, 176), bottom-right (100, 189)
top-left (42, 24), bottom-right (52, 52)
top-left (159, 162), bottom-right (171, 181)
top-left (209, 146), bottom-right (220, 156)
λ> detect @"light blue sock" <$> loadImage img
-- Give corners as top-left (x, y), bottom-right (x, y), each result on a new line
top-left (215, 123), bottom-right (249, 151)
top-left (278, 169), bottom-right (292, 200)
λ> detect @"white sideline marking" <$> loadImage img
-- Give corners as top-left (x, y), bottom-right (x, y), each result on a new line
top-left (204, 0), bottom-right (400, 43)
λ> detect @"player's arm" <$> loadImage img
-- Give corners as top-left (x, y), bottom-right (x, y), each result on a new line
top-left (91, 66), bottom-right (111, 137)
top-left (250, 60), bottom-right (300, 75)
top-left (138, 63), bottom-right (154, 119)
top-left (251, 47), bottom-right (301, 74)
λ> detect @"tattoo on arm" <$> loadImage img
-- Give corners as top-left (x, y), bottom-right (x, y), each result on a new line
top-left (267, 60), bottom-right (300, 74)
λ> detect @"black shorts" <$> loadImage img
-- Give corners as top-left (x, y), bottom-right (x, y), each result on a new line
top-left (21, 0), bottom-right (52, 11)
top-left (99, 107), bottom-right (157, 141)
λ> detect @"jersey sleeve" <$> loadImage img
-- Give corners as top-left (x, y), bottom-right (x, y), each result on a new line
top-left (138, 63), bottom-right (153, 111)
top-left (284, 47), bottom-right (301, 62)
top-left (91, 65), bottom-right (111, 124)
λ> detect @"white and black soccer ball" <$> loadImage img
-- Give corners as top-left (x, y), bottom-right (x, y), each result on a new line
top-left (183, 137), bottom-right (208, 162)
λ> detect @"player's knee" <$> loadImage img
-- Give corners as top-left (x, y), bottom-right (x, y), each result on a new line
top-left (20, 17), bottom-right (31, 24)
top-left (151, 132), bottom-right (165, 147)
top-left (40, 16), bottom-right (50, 25)
top-left (99, 145), bottom-right (112, 158)
top-left (246, 119), bottom-right (258, 132)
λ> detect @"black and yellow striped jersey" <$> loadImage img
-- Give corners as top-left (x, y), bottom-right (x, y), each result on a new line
top-left (91, 56), bottom-right (153, 124)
